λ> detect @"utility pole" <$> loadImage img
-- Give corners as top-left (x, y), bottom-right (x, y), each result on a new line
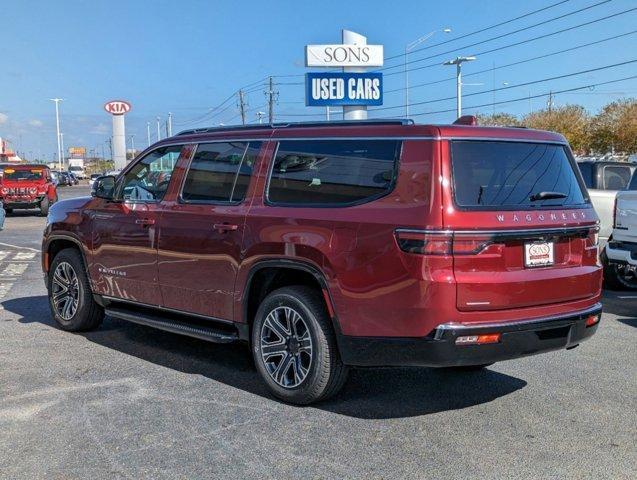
top-left (547, 91), bottom-right (554, 114)
top-left (60, 133), bottom-right (65, 169)
top-left (107, 138), bottom-right (112, 161)
top-left (147, 122), bottom-right (151, 146)
top-left (443, 56), bottom-right (476, 119)
top-left (167, 112), bottom-right (173, 136)
top-left (129, 134), bottom-right (135, 160)
top-left (238, 90), bottom-right (247, 125)
top-left (256, 111), bottom-right (265, 124)
top-left (156, 116), bottom-right (161, 141)
top-left (265, 77), bottom-right (277, 124)
top-left (50, 98), bottom-right (63, 172)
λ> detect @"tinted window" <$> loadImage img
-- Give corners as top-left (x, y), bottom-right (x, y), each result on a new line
top-left (181, 142), bottom-right (261, 202)
top-left (577, 162), bottom-right (594, 189)
top-left (603, 165), bottom-right (632, 190)
top-left (3, 168), bottom-right (44, 181)
top-left (121, 145), bottom-right (183, 202)
top-left (451, 141), bottom-right (587, 209)
top-left (628, 171), bottom-right (637, 191)
top-left (268, 140), bottom-right (401, 205)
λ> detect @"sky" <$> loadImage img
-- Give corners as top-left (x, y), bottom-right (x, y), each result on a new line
top-left (1, 0), bottom-right (636, 161)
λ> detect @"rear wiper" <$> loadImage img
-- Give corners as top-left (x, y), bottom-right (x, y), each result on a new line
top-left (529, 191), bottom-right (568, 202)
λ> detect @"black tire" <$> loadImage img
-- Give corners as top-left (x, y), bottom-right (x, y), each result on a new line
top-left (5, 208), bottom-right (12, 214)
top-left (602, 250), bottom-right (637, 290)
top-left (48, 248), bottom-right (104, 332)
top-left (40, 197), bottom-right (50, 216)
top-left (251, 286), bottom-right (348, 405)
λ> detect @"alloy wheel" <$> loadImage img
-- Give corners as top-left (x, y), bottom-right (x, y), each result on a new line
top-left (260, 306), bottom-right (313, 388)
top-left (51, 261), bottom-right (80, 321)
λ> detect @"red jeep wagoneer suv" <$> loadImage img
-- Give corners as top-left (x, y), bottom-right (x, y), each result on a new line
top-left (42, 119), bottom-right (602, 404)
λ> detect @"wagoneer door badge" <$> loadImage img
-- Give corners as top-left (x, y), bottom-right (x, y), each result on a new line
top-left (496, 211), bottom-right (587, 222)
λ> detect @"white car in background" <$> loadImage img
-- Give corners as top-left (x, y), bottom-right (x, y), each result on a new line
top-left (604, 170), bottom-right (637, 289)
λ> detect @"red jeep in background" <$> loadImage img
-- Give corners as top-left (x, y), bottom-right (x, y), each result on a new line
top-left (41, 119), bottom-right (602, 404)
top-left (1, 164), bottom-right (58, 216)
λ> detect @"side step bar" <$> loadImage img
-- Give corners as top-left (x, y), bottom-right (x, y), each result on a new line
top-left (105, 307), bottom-right (239, 344)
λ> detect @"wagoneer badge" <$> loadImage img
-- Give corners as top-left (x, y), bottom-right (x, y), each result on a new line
top-left (496, 211), bottom-right (587, 222)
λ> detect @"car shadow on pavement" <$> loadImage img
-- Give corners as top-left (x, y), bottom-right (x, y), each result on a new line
top-left (601, 292), bottom-right (637, 326)
top-left (4, 295), bottom-right (527, 419)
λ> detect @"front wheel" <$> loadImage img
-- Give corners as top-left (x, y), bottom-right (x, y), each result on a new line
top-left (40, 197), bottom-right (50, 216)
top-left (48, 248), bottom-right (104, 331)
top-left (251, 286), bottom-right (348, 405)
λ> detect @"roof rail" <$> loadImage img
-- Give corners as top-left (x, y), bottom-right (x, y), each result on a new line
top-left (176, 118), bottom-right (414, 136)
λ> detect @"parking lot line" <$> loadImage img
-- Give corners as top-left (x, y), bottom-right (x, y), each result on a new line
top-left (617, 295), bottom-right (637, 299)
top-left (0, 242), bottom-right (39, 253)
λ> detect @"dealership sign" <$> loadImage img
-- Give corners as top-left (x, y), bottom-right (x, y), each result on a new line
top-left (104, 100), bottom-right (132, 115)
top-left (305, 44), bottom-right (383, 67)
top-left (306, 72), bottom-right (383, 106)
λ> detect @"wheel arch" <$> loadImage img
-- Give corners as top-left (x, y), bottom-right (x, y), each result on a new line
top-left (242, 259), bottom-right (340, 337)
top-left (44, 234), bottom-right (89, 275)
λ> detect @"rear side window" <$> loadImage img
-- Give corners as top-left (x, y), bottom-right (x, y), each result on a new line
top-left (181, 142), bottom-right (261, 203)
top-left (603, 165), bottom-right (632, 190)
top-left (267, 140), bottom-right (401, 206)
top-left (451, 141), bottom-right (588, 209)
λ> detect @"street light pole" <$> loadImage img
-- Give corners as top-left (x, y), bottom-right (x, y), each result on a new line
top-left (147, 122), bottom-right (151, 146)
top-left (443, 56), bottom-right (476, 118)
top-left (156, 116), bottom-right (161, 141)
top-left (60, 133), bottom-right (65, 169)
top-left (405, 28), bottom-right (451, 117)
top-left (50, 98), bottom-right (63, 171)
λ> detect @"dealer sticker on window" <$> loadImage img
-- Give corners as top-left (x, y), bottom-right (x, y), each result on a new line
top-left (524, 241), bottom-right (554, 267)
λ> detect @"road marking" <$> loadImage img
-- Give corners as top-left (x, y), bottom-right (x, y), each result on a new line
top-left (0, 242), bottom-right (39, 252)
top-left (617, 295), bottom-right (637, 299)
top-left (0, 251), bottom-right (10, 261)
top-left (14, 251), bottom-right (37, 261)
top-left (0, 263), bottom-right (28, 277)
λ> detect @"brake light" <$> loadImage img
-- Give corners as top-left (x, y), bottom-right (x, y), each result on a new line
top-left (586, 227), bottom-right (599, 247)
top-left (455, 333), bottom-right (501, 345)
top-left (395, 230), bottom-right (493, 255)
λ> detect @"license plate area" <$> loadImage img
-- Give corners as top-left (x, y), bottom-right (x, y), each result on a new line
top-left (524, 241), bottom-right (554, 268)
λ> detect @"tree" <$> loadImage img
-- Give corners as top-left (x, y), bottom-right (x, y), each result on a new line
top-left (590, 99), bottom-right (637, 155)
top-left (476, 112), bottom-right (520, 127)
top-left (522, 105), bottom-right (591, 154)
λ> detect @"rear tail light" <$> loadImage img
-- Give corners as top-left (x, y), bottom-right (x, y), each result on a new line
top-left (395, 230), bottom-right (493, 255)
top-left (586, 227), bottom-right (599, 247)
top-left (455, 333), bottom-right (501, 345)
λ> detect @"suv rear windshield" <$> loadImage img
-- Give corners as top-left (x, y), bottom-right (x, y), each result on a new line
top-left (451, 141), bottom-right (588, 209)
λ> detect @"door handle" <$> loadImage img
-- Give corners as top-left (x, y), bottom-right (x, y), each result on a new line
top-left (135, 218), bottom-right (156, 226)
top-left (213, 223), bottom-right (238, 232)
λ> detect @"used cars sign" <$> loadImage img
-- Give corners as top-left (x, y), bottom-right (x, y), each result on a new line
top-left (306, 72), bottom-right (383, 106)
top-left (305, 44), bottom-right (384, 67)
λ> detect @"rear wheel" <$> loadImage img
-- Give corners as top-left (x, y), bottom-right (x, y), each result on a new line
top-left (251, 286), bottom-right (348, 405)
top-left (602, 250), bottom-right (637, 290)
top-left (48, 248), bottom-right (104, 331)
top-left (4, 208), bottom-right (12, 214)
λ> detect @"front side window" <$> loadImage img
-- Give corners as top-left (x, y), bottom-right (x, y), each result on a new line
top-left (120, 145), bottom-right (183, 202)
top-left (603, 165), bottom-right (632, 191)
top-left (267, 140), bottom-right (401, 206)
top-left (181, 142), bottom-right (261, 203)
top-left (451, 141), bottom-right (588, 209)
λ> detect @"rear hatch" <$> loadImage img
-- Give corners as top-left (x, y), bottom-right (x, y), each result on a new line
top-left (445, 138), bottom-right (599, 312)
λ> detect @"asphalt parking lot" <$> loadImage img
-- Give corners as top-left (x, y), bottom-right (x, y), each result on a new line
top-left (0, 185), bottom-right (635, 479)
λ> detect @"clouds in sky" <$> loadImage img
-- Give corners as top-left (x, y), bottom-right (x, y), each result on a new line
top-left (0, 113), bottom-right (8, 125)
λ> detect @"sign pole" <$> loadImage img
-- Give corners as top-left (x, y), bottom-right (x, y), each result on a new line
top-left (342, 29), bottom-right (367, 121)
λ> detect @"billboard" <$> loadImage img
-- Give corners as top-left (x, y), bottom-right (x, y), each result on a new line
top-left (68, 147), bottom-right (86, 158)
top-left (306, 72), bottom-right (383, 106)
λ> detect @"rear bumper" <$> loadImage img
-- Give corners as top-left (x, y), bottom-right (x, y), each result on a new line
top-left (338, 303), bottom-right (602, 367)
top-left (606, 240), bottom-right (637, 266)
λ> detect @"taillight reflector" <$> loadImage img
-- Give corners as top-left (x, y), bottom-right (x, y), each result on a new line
top-left (395, 230), bottom-right (493, 256)
top-left (455, 333), bottom-right (501, 345)
top-left (585, 314), bottom-right (600, 328)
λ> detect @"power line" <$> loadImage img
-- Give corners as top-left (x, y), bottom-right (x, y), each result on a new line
top-left (390, 74), bottom-right (637, 118)
top-left (384, 0), bottom-right (572, 62)
top-left (370, 59), bottom-right (637, 112)
top-left (380, 0), bottom-right (611, 72)
top-left (383, 29), bottom-right (637, 94)
top-left (384, 6), bottom-right (637, 78)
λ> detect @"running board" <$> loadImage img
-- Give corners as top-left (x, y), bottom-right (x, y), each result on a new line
top-left (105, 307), bottom-right (239, 344)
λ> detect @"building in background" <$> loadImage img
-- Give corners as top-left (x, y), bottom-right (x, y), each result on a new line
top-left (0, 138), bottom-right (22, 163)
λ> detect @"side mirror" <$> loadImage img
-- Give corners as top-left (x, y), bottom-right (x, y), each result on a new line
top-left (91, 175), bottom-right (117, 200)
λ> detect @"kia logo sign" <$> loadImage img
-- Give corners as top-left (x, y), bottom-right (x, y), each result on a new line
top-left (104, 100), bottom-right (132, 115)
